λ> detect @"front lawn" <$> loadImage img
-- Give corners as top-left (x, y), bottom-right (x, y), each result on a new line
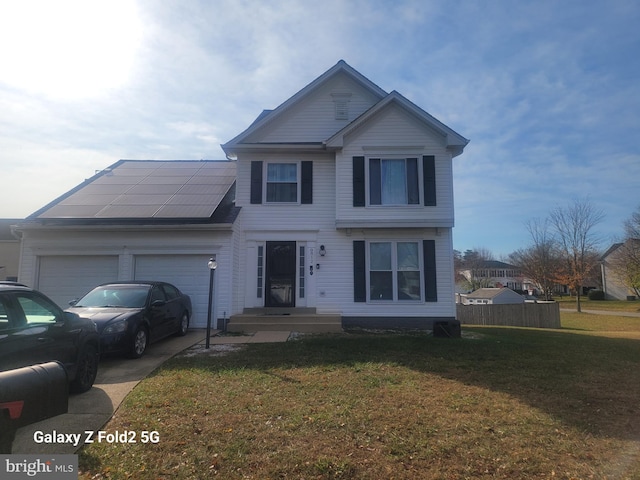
top-left (79, 316), bottom-right (640, 479)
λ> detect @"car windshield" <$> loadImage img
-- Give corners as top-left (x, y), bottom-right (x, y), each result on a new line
top-left (75, 285), bottom-right (150, 308)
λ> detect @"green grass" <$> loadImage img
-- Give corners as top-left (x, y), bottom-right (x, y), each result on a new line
top-left (78, 315), bottom-right (640, 479)
top-left (555, 296), bottom-right (640, 313)
top-left (561, 311), bottom-right (640, 336)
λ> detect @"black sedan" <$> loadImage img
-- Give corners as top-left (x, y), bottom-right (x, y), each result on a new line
top-left (68, 281), bottom-right (192, 359)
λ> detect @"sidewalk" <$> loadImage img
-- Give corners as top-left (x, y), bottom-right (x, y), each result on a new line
top-left (12, 329), bottom-right (291, 454)
top-left (208, 330), bottom-right (292, 344)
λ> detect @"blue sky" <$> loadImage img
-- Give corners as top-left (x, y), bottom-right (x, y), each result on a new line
top-left (0, 0), bottom-right (638, 257)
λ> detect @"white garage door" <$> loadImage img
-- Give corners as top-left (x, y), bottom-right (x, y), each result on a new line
top-left (134, 255), bottom-right (212, 328)
top-left (37, 255), bottom-right (119, 308)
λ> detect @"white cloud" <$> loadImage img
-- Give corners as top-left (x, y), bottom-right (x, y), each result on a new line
top-left (0, 0), bottom-right (638, 256)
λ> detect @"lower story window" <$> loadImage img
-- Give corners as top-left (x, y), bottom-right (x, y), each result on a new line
top-left (369, 241), bottom-right (421, 301)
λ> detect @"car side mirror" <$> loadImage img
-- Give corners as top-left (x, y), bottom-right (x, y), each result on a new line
top-left (62, 311), bottom-right (80, 323)
top-left (68, 299), bottom-right (78, 306)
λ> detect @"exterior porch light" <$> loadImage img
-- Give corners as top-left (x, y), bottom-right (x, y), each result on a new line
top-left (205, 257), bottom-right (217, 349)
top-left (319, 245), bottom-right (326, 256)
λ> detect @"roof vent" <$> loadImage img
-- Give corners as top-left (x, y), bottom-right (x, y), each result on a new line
top-left (331, 92), bottom-right (352, 120)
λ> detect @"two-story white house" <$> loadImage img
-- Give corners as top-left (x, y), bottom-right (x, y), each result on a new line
top-left (14, 60), bottom-right (468, 332)
top-left (223, 60), bottom-right (468, 331)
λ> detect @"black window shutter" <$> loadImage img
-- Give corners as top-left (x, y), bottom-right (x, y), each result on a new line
top-left (423, 239), bottom-right (438, 302)
top-left (369, 158), bottom-right (381, 205)
top-left (353, 241), bottom-right (366, 302)
top-left (250, 161), bottom-right (263, 204)
top-left (423, 155), bottom-right (436, 206)
top-left (301, 161), bottom-right (313, 204)
top-left (353, 156), bottom-right (365, 207)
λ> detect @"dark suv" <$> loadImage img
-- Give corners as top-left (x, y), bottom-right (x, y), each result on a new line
top-left (0, 283), bottom-right (100, 393)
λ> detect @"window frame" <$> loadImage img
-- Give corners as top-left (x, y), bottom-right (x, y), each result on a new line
top-left (367, 156), bottom-right (421, 207)
top-left (264, 161), bottom-right (300, 204)
top-left (366, 240), bottom-right (424, 303)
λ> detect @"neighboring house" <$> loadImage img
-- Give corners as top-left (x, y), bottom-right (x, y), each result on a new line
top-left (463, 287), bottom-right (525, 305)
top-left (601, 240), bottom-right (640, 300)
top-left (0, 219), bottom-right (21, 281)
top-left (15, 60), bottom-right (469, 331)
top-left (458, 260), bottom-right (534, 292)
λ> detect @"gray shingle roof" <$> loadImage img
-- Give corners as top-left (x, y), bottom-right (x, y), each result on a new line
top-left (466, 288), bottom-right (511, 299)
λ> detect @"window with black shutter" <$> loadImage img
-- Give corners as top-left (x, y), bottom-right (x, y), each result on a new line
top-left (353, 155), bottom-right (436, 207)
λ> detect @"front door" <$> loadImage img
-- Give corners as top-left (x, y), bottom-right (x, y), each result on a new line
top-left (265, 241), bottom-right (296, 307)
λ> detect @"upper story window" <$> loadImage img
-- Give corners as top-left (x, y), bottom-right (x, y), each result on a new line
top-left (353, 155), bottom-right (436, 208)
top-left (266, 163), bottom-right (298, 203)
top-left (250, 160), bottom-right (313, 205)
top-left (369, 158), bottom-right (419, 205)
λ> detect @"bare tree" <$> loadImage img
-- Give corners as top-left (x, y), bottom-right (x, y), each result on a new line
top-left (549, 198), bottom-right (604, 312)
top-left (509, 218), bottom-right (560, 300)
top-left (625, 206), bottom-right (640, 239)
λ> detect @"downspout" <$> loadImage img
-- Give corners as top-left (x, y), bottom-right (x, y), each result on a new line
top-left (9, 224), bottom-right (24, 284)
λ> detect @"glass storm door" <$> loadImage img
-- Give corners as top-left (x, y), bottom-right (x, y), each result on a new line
top-left (265, 241), bottom-right (296, 307)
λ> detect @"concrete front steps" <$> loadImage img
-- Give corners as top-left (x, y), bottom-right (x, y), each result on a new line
top-left (228, 308), bottom-right (343, 333)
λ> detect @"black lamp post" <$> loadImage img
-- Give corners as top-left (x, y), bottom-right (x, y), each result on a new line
top-left (205, 257), bottom-right (217, 349)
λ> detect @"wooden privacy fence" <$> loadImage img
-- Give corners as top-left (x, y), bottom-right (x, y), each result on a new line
top-left (456, 302), bottom-right (561, 329)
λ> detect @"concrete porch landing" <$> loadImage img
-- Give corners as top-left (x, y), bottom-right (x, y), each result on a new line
top-left (228, 308), bottom-right (343, 333)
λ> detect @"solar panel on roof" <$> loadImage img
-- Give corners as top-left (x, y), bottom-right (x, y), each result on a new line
top-left (38, 205), bottom-right (106, 218)
top-left (34, 160), bottom-right (236, 220)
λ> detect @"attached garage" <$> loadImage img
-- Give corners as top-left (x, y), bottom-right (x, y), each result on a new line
top-left (37, 255), bottom-right (119, 307)
top-left (133, 254), bottom-right (213, 328)
top-left (15, 160), bottom-right (239, 330)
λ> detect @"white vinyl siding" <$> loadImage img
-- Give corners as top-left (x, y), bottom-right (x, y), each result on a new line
top-left (244, 73), bottom-right (381, 144)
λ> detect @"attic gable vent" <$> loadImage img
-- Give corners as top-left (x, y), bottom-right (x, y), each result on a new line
top-left (331, 92), bottom-right (352, 120)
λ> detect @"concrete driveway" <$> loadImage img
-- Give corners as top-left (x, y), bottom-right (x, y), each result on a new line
top-left (12, 329), bottom-right (206, 454)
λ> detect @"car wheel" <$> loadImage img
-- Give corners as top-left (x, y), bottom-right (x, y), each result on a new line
top-left (176, 312), bottom-right (189, 336)
top-left (129, 326), bottom-right (148, 359)
top-left (70, 344), bottom-right (99, 394)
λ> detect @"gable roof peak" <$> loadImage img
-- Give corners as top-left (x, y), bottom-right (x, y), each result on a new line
top-left (222, 60), bottom-right (388, 154)
top-left (326, 89), bottom-right (469, 155)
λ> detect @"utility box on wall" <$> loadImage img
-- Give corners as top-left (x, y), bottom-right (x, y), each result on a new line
top-left (433, 320), bottom-right (461, 338)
